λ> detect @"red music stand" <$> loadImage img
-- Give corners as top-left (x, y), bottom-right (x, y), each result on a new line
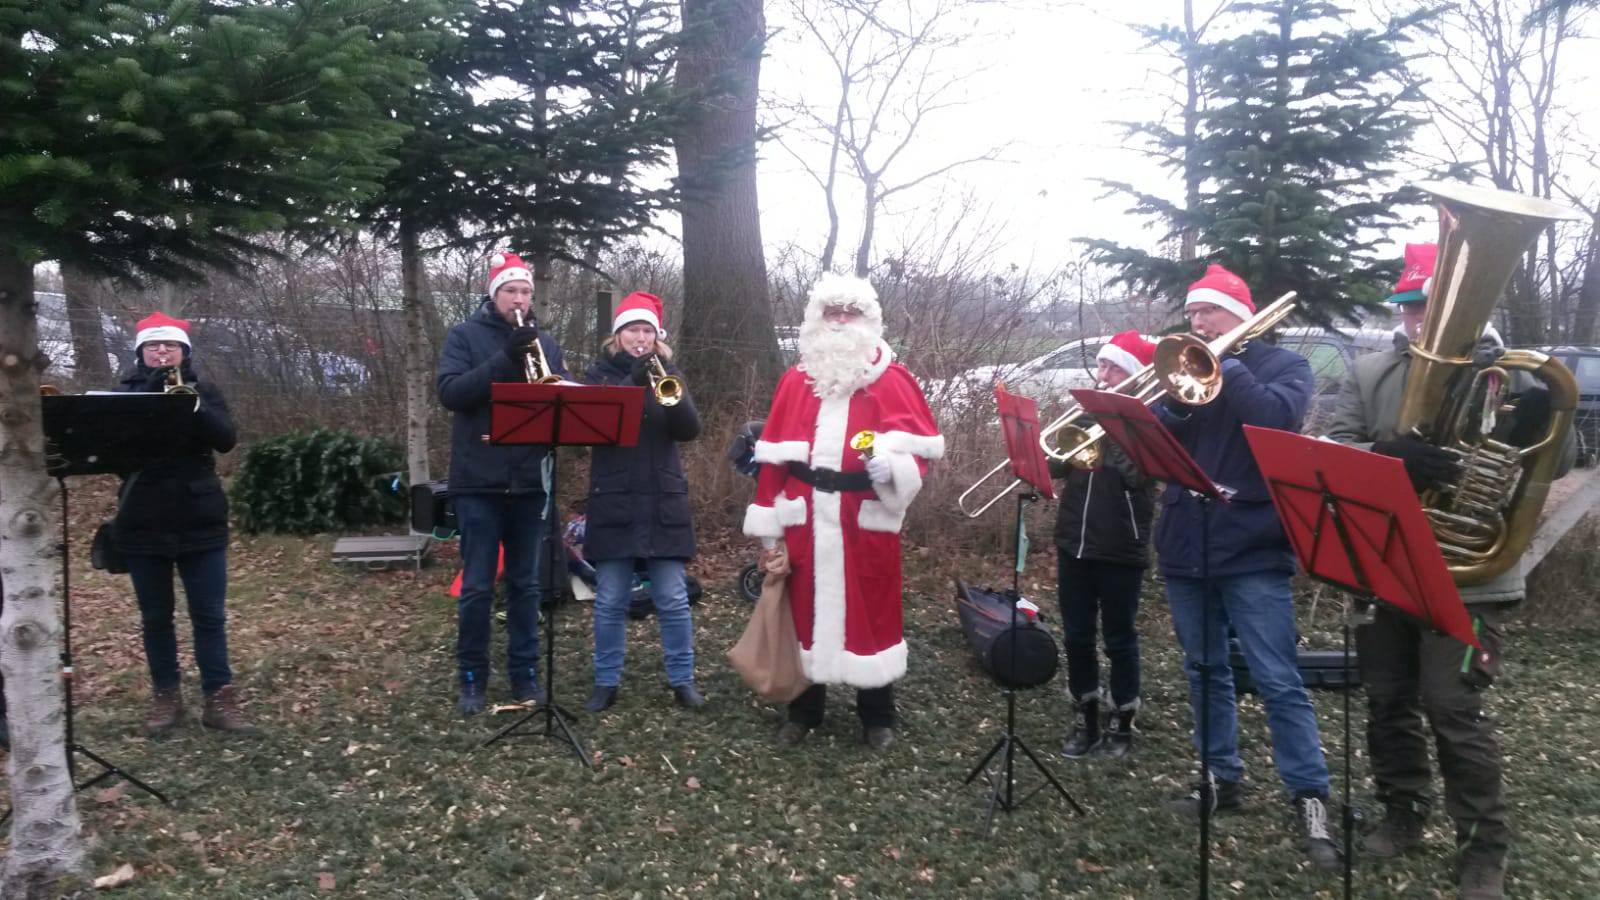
top-left (481, 382), bottom-right (645, 766)
top-left (1071, 387), bottom-right (1230, 898)
top-left (963, 384), bottom-right (1082, 834)
top-left (1244, 425), bottom-right (1477, 900)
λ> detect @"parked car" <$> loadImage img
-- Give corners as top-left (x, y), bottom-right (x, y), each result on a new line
top-left (929, 335), bottom-right (1111, 414)
top-left (1532, 345), bottom-right (1600, 467)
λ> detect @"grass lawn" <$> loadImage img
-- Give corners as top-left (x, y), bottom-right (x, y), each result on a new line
top-left (9, 519), bottom-right (1599, 898)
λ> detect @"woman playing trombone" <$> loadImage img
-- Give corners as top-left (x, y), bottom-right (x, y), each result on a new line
top-left (1053, 331), bottom-right (1157, 759)
top-left (581, 292), bottom-right (706, 712)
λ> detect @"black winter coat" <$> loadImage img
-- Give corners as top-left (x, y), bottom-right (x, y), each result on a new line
top-left (112, 360), bottom-right (237, 557)
top-left (582, 350), bottom-right (701, 561)
top-left (1051, 439), bottom-right (1154, 568)
top-left (437, 299), bottom-right (570, 494)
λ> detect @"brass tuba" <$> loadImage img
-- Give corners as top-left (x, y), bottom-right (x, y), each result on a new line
top-left (1397, 181), bottom-right (1583, 586)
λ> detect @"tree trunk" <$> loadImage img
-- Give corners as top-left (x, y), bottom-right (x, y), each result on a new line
top-left (399, 219), bottom-right (432, 490)
top-left (1179, 0), bottom-right (1201, 263)
top-left (0, 254), bottom-right (86, 894)
top-left (532, 252), bottom-right (556, 333)
top-left (675, 0), bottom-right (781, 408)
top-left (1572, 214), bottom-right (1600, 345)
top-left (854, 178), bottom-right (876, 278)
top-left (59, 265), bottom-right (112, 387)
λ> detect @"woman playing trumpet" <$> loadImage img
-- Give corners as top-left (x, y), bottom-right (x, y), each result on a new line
top-left (580, 292), bottom-right (706, 712)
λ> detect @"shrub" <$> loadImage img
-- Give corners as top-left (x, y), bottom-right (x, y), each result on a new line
top-left (231, 428), bottom-right (405, 534)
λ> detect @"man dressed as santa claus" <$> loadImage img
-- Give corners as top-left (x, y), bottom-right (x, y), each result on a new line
top-left (743, 273), bottom-right (943, 752)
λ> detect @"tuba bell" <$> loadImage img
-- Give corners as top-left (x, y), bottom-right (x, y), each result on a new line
top-left (1397, 181), bottom-right (1583, 586)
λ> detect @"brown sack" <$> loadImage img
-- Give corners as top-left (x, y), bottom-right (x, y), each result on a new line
top-left (726, 545), bottom-right (810, 703)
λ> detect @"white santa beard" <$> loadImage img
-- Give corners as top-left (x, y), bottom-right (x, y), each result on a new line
top-left (798, 318), bottom-right (881, 399)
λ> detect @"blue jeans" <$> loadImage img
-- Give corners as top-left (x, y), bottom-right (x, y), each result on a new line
top-left (592, 558), bottom-right (695, 688)
top-left (1165, 572), bottom-right (1330, 797)
top-left (453, 492), bottom-right (548, 688)
top-left (124, 549), bottom-right (233, 695)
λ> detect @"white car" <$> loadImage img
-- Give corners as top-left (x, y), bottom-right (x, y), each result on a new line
top-left (929, 335), bottom-right (1116, 414)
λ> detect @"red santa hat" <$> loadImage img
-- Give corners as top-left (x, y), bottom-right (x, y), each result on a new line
top-left (133, 311), bottom-right (191, 349)
top-left (1185, 264), bottom-right (1255, 322)
top-left (1096, 330), bottom-right (1156, 377)
top-left (612, 291), bottom-right (665, 336)
top-left (805, 272), bottom-right (882, 326)
top-left (486, 250), bottom-right (533, 298)
top-left (1389, 242), bottom-right (1437, 304)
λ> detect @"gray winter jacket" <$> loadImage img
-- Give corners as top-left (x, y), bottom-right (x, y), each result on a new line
top-left (1325, 331), bottom-right (1576, 605)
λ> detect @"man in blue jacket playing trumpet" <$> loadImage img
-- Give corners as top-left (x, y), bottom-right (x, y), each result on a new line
top-left (1153, 264), bottom-right (1339, 871)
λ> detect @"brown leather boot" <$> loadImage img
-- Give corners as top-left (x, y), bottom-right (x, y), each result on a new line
top-left (201, 685), bottom-right (259, 735)
top-left (144, 686), bottom-right (184, 736)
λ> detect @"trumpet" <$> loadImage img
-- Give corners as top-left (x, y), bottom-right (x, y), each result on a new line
top-left (510, 309), bottom-right (562, 384)
top-left (165, 365), bottom-right (202, 411)
top-left (648, 356), bottom-right (683, 406)
top-left (957, 292), bottom-right (1298, 518)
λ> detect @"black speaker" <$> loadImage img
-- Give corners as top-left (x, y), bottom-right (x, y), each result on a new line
top-left (954, 579), bottom-right (1059, 689)
top-left (410, 481), bottom-right (455, 533)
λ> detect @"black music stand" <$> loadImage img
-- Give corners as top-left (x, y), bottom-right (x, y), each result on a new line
top-left (1244, 426), bottom-right (1475, 900)
top-left (480, 382), bottom-right (644, 767)
top-left (5, 394), bottom-right (196, 820)
top-left (961, 385), bottom-right (1083, 834)
top-left (1072, 389), bottom-right (1232, 899)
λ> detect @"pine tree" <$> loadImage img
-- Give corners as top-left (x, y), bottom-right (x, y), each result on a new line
top-left (1084, 1), bottom-right (1432, 323)
top-left (0, 1), bottom-right (421, 888)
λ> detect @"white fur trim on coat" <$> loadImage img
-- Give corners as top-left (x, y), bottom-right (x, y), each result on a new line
top-left (743, 494), bottom-right (807, 538)
top-left (800, 640), bottom-right (908, 689)
top-left (1185, 286), bottom-right (1253, 323)
top-left (858, 499), bottom-right (905, 533)
top-left (872, 429), bottom-right (945, 460)
top-left (870, 450), bottom-right (923, 516)
top-left (754, 439), bottom-right (811, 465)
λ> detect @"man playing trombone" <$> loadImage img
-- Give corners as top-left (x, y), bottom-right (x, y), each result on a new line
top-left (437, 251), bottom-right (570, 716)
top-left (1152, 265), bottom-right (1340, 870)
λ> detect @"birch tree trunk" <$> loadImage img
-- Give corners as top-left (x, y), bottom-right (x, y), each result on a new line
top-left (399, 220), bottom-right (432, 490)
top-left (0, 254), bottom-right (85, 895)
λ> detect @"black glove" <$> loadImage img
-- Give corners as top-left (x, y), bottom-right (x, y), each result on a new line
top-left (503, 325), bottom-right (540, 364)
top-left (1372, 435), bottom-right (1459, 492)
top-left (137, 367), bottom-right (172, 392)
top-left (630, 352), bottom-right (656, 387)
top-left (1506, 384), bottom-right (1552, 447)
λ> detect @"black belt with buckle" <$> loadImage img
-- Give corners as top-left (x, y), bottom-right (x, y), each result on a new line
top-left (788, 462), bottom-right (872, 493)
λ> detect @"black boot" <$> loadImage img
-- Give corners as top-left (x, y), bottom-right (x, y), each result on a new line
top-left (1100, 700), bottom-right (1138, 759)
top-left (457, 675), bottom-right (486, 717)
top-left (1293, 792), bottom-right (1342, 872)
top-left (1363, 802), bottom-right (1426, 858)
top-left (672, 683), bottom-right (706, 709)
top-left (1061, 692), bottom-right (1103, 759)
top-left (584, 685), bottom-right (619, 713)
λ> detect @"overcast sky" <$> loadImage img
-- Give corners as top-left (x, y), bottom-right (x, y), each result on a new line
top-left (747, 0), bottom-right (1600, 276)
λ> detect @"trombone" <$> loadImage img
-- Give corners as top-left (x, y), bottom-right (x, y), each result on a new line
top-left (957, 292), bottom-right (1298, 518)
top-left (510, 309), bottom-right (563, 384)
top-left (648, 356), bottom-right (683, 406)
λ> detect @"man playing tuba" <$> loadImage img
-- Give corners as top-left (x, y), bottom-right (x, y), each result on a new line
top-left (1327, 242), bottom-right (1576, 900)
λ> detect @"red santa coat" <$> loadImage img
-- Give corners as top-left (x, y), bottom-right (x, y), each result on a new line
top-left (742, 343), bottom-right (944, 688)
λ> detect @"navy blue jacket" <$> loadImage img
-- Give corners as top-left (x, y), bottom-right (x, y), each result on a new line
top-left (112, 359), bottom-right (237, 557)
top-left (582, 351), bottom-right (701, 561)
top-left (437, 299), bottom-right (569, 494)
top-left (1152, 339), bottom-right (1314, 578)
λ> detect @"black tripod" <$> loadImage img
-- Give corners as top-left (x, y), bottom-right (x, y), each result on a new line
top-left (482, 421), bottom-right (590, 768)
top-left (962, 491), bottom-right (1085, 834)
top-left (3, 480), bottom-right (169, 825)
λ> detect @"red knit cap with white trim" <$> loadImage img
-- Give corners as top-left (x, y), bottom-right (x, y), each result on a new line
top-left (1096, 330), bottom-right (1156, 377)
top-left (612, 291), bottom-right (665, 336)
top-left (487, 250), bottom-right (533, 298)
top-left (134, 312), bottom-right (191, 349)
top-left (1185, 264), bottom-right (1256, 321)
